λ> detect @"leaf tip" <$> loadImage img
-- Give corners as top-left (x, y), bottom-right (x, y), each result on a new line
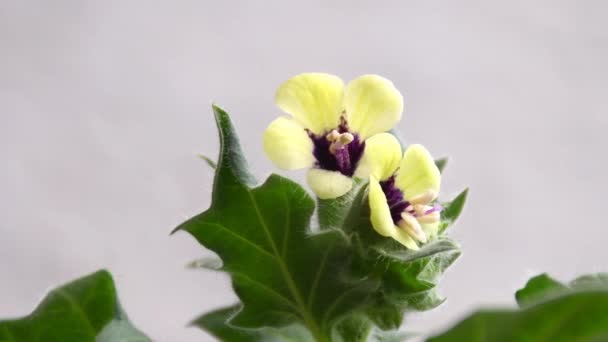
top-left (170, 224), bottom-right (184, 235)
top-left (435, 157), bottom-right (449, 173)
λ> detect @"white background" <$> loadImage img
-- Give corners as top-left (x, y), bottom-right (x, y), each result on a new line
top-left (1, 1), bottom-right (607, 341)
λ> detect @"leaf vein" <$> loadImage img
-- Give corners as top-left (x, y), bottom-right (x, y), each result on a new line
top-left (199, 221), bottom-right (276, 259)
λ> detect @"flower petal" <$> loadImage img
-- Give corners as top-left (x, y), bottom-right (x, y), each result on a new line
top-left (263, 117), bottom-right (315, 170)
top-left (368, 175), bottom-right (397, 237)
top-left (343, 75), bottom-right (403, 139)
top-left (391, 228), bottom-right (420, 250)
top-left (306, 168), bottom-right (352, 199)
top-left (354, 133), bottom-right (402, 181)
top-left (275, 73), bottom-right (344, 134)
top-left (395, 144), bottom-right (441, 201)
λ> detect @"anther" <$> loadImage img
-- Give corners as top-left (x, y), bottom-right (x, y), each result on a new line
top-left (326, 130), bottom-right (340, 142)
top-left (417, 211), bottom-right (440, 224)
top-left (329, 132), bottom-right (354, 154)
top-left (338, 132), bottom-right (354, 145)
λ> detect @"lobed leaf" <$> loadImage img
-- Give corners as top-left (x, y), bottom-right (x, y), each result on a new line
top-left (175, 105), bottom-right (376, 340)
top-left (427, 290), bottom-right (608, 342)
top-left (515, 273), bottom-right (567, 308)
top-left (0, 270), bottom-right (150, 342)
top-left (192, 305), bottom-right (313, 342)
top-left (429, 273), bottom-right (608, 341)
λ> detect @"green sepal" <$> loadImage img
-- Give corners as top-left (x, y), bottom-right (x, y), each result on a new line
top-left (438, 188), bottom-right (468, 234)
top-left (434, 158), bottom-right (448, 173)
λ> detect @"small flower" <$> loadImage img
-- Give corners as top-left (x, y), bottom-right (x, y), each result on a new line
top-left (365, 133), bottom-right (441, 249)
top-left (263, 73), bottom-right (404, 199)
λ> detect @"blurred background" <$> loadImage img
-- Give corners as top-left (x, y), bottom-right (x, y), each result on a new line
top-left (1, 1), bottom-right (607, 341)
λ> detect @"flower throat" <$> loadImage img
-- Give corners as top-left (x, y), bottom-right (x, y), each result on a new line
top-left (307, 116), bottom-right (365, 176)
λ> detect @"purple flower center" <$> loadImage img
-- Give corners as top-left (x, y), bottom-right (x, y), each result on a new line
top-left (380, 176), bottom-right (443, 225)
top-left (307, 117), bottom-right (365, 177)
top-left (380, 176), bottom-right (413, 224)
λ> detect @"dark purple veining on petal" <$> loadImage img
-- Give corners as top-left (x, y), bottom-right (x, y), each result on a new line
top-left (380, 176), bottom-right (412, 224)
top-left (307, 117), bottom-right (365, 176)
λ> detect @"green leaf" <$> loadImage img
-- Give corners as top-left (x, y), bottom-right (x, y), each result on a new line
top-left (515, 273), bottom-right (568, 308)
top-left (515, 272), bottom-right (608, 309)
top-left (362, 238), bottom-right (461, 330)
top-left (427, 290), bottom-right (608, 342)
top-left (192, 305), bottom-right (313, 342)
top-left (570, 273), bottom-right (608, 290)
top-left (438, 188), bottom-right (468, 234)
top-left (175, 105), bottom-right (376, 341)
top-left (434, 158), bottom-right (448, 173)
top-left (0, 270), bottom-right (150, 342)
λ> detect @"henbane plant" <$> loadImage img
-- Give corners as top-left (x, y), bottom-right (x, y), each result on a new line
top-left (172, 73), bottom-right (467, 340)
top-left (3, 73), bottom-right (606, 342)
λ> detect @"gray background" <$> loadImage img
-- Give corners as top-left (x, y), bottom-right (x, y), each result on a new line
top-left (1, 1), bottom-right (607, 341)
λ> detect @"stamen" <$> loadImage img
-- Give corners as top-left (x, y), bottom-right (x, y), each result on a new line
top-left (338, 132), bottom-right (354, 145)
top-left (398, 212), bottom-right (427, 243)
top-left (417, 211), bottom-right (440, 224)
top-left (329, 132), bottom-right (355, 154)
top-left (326, 130), bottom-right (340, 142)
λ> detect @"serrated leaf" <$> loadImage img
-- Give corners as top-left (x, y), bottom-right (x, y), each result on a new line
top-left (175, 105), bottom-right (376, 341)
top-left (515, 272), bottom-right (608, 309)
top-left (515, 273), bottom-right (567, 308)
top-left (570, 273), bottom-right (608, 290)
top-left (438, 188), bottom-right (468, 234)
top-left (427, 290), bottom-right (608, 342)
top-left (0, 270), bottom-right (150, 342)
top-left (192, 305), bottom-right (313, 342)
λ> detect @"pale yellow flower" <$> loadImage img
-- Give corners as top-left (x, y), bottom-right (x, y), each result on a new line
top-left (366, 135), bottom-right (441, 249)
top-left (263, 73), bottom-right (403, 199)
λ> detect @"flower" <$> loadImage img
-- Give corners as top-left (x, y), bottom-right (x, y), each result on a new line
top-left (263, 73), bottom-right (404, 199)
top-left (365, 134), bottom-right (441, 249)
